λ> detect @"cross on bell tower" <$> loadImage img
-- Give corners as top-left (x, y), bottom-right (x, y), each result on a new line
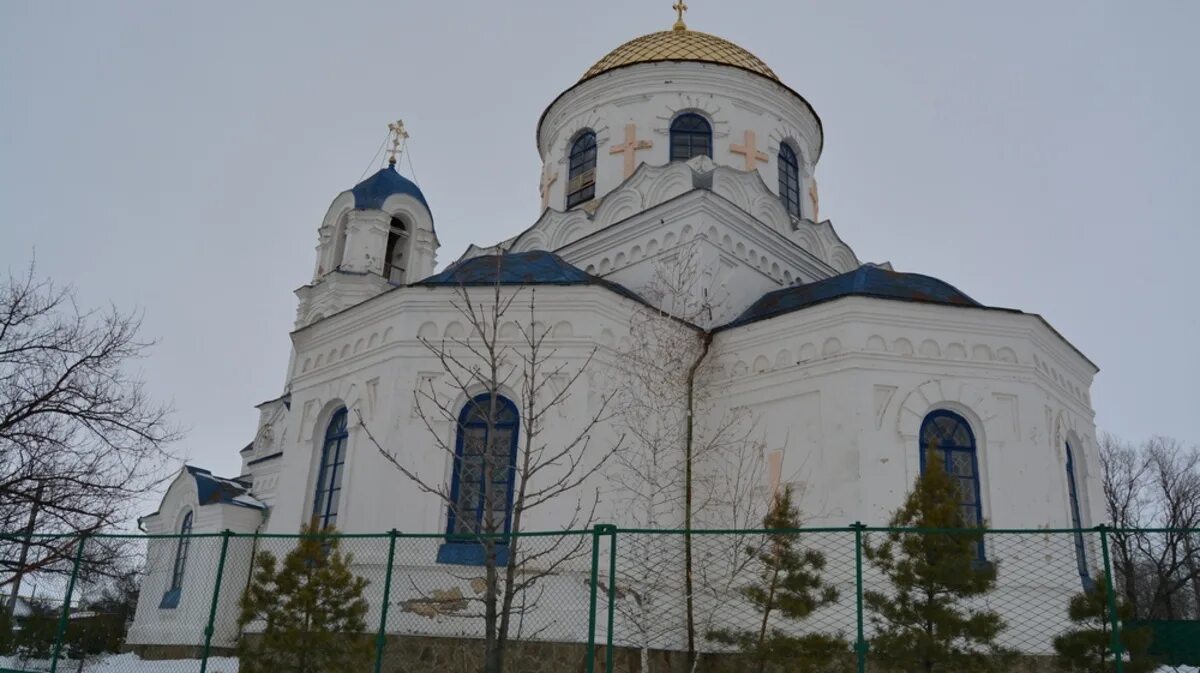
top-left (386, 119), bottom-right (409, 167)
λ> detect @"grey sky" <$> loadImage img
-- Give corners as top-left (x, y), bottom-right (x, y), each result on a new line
top-left (2, 0), bottom-right (1197, 487)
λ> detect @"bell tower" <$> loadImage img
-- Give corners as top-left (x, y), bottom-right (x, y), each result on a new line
top-left (295, 121), bottom-right (438, 327)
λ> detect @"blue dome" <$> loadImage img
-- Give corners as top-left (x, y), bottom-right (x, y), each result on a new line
top-left (351, 165), bottom-right (430, 212)
top-left (723, 265), bottom-right (984, 329)
top-left (417, 251), bottom-right (645, 303)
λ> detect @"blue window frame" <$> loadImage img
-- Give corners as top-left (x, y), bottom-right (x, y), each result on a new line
top-left (920, 410), bottom-right (985, 557)
top-left (670, 113), bottom-right (712, 162)
top-left (778, 143), bottom-right (802, 218)
top-left (438, 394), bottom-right (519, 566)
top-left (1065, 442), bottom-right (1093, 589)
top-left (312, 408), bottom-right (348, 531)
top-left (566, 131), bottom-right (597, 208)
top-left (160, 510), bottom-right (192, 609)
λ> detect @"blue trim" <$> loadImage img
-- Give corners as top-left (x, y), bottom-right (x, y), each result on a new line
top-left (669, 113), bottom-right (712, 162)
top-left (567, 130), bottom-right (597, 208)
top-left (778, 143), bottom-right (802, 218)
top-left (158, 587), bottom-right (181, 610)
top-left (184, 465), bottom-right (262, 509)
top-left (442, 395), bottom-right (519, 564)
top-left (351, 165), bottom-right (430, 213)
top-left (919, 410), bottom-right (986, 560)
top-left (161, 510), bottom-right (192, 609)
top-left (1065, 442), bottom-right (1093, 590)
top-left (437, 542), bottom-right (510, 567)
top-left (312, 408), bottom-right (349, 530)
top-left (724, 266), bottom-right (982, 331)
top-left (246, 451), bottom-right (283, 467)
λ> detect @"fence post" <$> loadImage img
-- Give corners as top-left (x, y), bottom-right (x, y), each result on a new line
top-left (200, 530), bottom-right (233, 673)
top-left (586, 524), bottom-right (602, 673)
top-left (1098, 525), bottom-right (1125, 673)
top-left (48, 534), bottom-right (87, 673)
top-left (605, 525), bottom-right (617, 673)
top-left (852, 522), bottom-right (868, 673)
top-left (373, 530), bottom-right (399, 673)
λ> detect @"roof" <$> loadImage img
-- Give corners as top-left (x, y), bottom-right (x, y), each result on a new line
top-left (351, 165), bottom-right (430, 212)
top-left (581, 28), bottom-right (778, 84)
top-left (184, 466), bottom-right (266, 510)
top-left (723, 266), bottom-right (986, 330)
top-left (417, 250), bottom-right (646, 303)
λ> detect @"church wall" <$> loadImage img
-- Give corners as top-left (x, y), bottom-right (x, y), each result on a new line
top-left (538, 62), bottom-right (822, 220)
top-left (553, 190), bottom-right (842, 328)
top-left (128, 474), bottom-right (263, 651)
top-left (707, 295), bottom-right (1099, 529)
top-left (274, 284), bottom-right (645, 537)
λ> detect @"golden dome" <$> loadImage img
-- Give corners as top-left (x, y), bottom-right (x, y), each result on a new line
top-left (581, 28), bottom-right (779, 83)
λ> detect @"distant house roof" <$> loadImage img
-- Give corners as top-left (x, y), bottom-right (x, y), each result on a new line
top-left (417, 250), bottom-right (646, 304)
top-left (184, 466), bottom-right (266, 510)
top-left (351, 165), bottom-right (430, 212)
top-left (723, 265), bottom-right (989, 330)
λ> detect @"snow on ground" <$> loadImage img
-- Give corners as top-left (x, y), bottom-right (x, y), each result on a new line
top-left (0, 653), bottom-right (239, 672)
top-left (1, 654), bottom-right (1195, 672)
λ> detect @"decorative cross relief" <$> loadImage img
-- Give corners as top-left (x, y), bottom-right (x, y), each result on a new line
top-left (729, 130), bottom-right (768, 171)
top-left (539, 164), bottom-right (559, 211)
top-left (609, 123), bottom-right (653, 178)
top-left (767, 449), bottom-right (784, 502)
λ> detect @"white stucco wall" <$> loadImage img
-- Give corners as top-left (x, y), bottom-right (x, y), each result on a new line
top-left (537, 61), bottom-right (822, 221)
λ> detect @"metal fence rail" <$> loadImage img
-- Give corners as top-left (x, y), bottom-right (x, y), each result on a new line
top-left (1, 525), bottom-right (1187, 672)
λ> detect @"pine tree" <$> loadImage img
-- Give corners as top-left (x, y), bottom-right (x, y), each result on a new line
top-left (1053, 573), bottom-right (1155, 672)
top-left (708, 485), bottom-right (848, 673)
top-left (864, 448), bottom-right (1010, 672)
top-left (237, 525), bottom-right (372, 673)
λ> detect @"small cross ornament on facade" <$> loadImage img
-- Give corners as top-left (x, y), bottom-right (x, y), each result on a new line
top-left (539, 164), bottom-right (559, 211)
top-left (767, 449), bottom-right (784, 504)
top-left (609, 123), bottom-right (654, 178)
top-left (729, 130), bottom-right (768, 171)
top-left (387, 119), bottom-right (409, 167)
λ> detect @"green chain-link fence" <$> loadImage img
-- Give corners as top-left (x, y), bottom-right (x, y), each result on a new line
top-left (2, 526), bottom-right (1194, 672)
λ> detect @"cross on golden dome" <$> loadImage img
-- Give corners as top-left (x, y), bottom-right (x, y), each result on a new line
top-left (672, 1), bottom-right (688, 31)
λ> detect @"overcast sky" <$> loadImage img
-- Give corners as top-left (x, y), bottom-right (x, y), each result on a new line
top-left (2, 1), bottom-right (1197, 489)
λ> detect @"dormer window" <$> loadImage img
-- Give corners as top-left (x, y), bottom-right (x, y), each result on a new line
top-left (384, 217), bottom-right (409, 284)
top-left (566, 131), bottom-right (597, 208)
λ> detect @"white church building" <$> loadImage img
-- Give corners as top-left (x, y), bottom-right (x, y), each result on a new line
top-left (128, 9), bottom-right (1101, 657)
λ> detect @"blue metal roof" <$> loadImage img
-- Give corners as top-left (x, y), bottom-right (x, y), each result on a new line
top-left (184, 465), bottom-right (264, 510)
top-left (351, 165), bottom-right (430, 212)
top-left (723, 266), bottom-right (983, 329)
top-left (417, 250), bottom-right (645, 303)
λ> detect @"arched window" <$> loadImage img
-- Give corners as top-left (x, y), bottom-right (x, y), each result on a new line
top-left (566, 131), bottom-right (597, 208)
top-left (331, 220), bottom-right (349, 271)
top-left (439, 394), bottom-right (519, 565)
top-left (161, 510), bottom-right (192, 608)
top-left (920, 410), bottom-right (984, 552)
top-left (384, 216), bottom-right (408, 283)
top-left (778, 143), bottom-right (802, 218)
top-left (670, 113), bottom-right (712, 162)
top-left (312, 407), bottom-right (348, 531)
top-left (1065, 442), bottom-right (1091, 588)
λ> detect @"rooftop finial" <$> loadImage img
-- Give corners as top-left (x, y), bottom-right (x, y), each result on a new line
top-left (672, 0), bottom-right (688, 31)
top-left (386, 119), bottom-right (409, 167)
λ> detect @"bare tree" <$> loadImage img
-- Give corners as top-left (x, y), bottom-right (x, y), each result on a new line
top-left (359, 264), bottom-right (622, 673)
top-left (0, 261), bottom-right (177, 607)
top-left (1101, 433), bottom-right (1200, 619)
top-left (609, 245), bottom-right (774, 672)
